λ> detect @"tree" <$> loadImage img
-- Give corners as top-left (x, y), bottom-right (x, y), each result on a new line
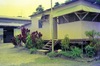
top-left (54, 2), bottom-right (60, 7)
top-left (36, 5), bottom-right (44, 13)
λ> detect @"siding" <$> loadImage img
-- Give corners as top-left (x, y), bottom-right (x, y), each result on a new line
top-left (57, 21), bottom-right (82, 39)
top-left (31, 16), bottom-right (50, 40)
top-left (81, 21), bottom-right (100, 39)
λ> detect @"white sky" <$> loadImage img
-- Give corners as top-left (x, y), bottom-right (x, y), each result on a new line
top-left (0, 0), bottom-right (68, 17)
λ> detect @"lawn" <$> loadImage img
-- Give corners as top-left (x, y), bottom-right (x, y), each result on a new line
top-left (0, 43), bottom-right (100, 66)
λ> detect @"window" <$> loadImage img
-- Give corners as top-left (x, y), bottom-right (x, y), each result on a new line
top-left (41, 14), bottom-right (49, 22)
top-left (38, 20), bottom-right (42, 28)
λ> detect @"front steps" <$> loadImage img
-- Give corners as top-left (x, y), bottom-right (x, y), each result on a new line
top-left (38, 39), bottom-right (88, 55)
top-left (42, 40), bottom-right (60, 51)
top-left (36, 40), bottom-right (60, 55)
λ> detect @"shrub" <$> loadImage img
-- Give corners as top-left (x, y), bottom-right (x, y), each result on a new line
top-left (47, 48), bottom-right (82, 59)
top-left (21, 27), bottom-right (30, 44)
top-left (85, 45), bottom-right (95, 57)
top-left (85, 30), bottom-right (100, 56)
top-left (11, 37), bottom-right (17, 47)
top-left (58, 51), bottom-right (72, 58)
top-left (36, 38), bottom-right (44, 49)
top-left (71, 47), bottom-right (82, 58)
top-left (95, 40), bottom-right (100, 54)
top-left (25, 31), bottom-right (43, 49)
top-left (25, 33), bottom-right (33, 49)
top-left (30, 48), bottom-right (37, 54)
top-left (15, 35), bottom-right (22, 46)
top-left (47, 52), bottom-right (58, 57)
top-left (61, 36), bottom-right (70, 51)
top-left (11, 34), bottom-right (22, 47)
top-left (85, 30), bottom-right (97, 42)
top-left (31, 31), bottom-right (43, 48)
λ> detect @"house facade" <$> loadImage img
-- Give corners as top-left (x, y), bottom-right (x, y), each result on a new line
top-left (0, 16), bottom-right (31, 43)
top-left (30, 0), bottom-right (100, 40)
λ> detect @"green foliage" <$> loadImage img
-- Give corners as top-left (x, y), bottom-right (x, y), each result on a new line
top-left (60, 47), bottom-right (82, 58)
top-left (71, 47), bottom-right (82, 58)
top-left (54, 2), bottom-right (60, 7)
top-left (85, 45), bottom-right (95, 57)
top-left (12, 34), bottom-right (22, 47)
top-left (36, 38), bottom-right (44, 49)
top-left (61, 36), bottom-right (70, 51)
top-left (85, 30), bottom-right (100, 56)
top-left (25, 31), bottom-right (43, 49)
top-left (29, 48), bottom-right (37, 54)
top-left (85, 30), bottom-right (97, 41)
top-left (95, 40), bottom-right (100, 51)
top-left (47, 52), bottom-right (58, 58)
top-left (58, 51), bottom-right (72, 58)
top-left (15, 36), bottom-right (20, 44)
top-left (36, 5), bottom-right (44, 13)
top-left (25, 34), bottom-right (33, 49)
top-left (47, 48), bottom-right (82, 58)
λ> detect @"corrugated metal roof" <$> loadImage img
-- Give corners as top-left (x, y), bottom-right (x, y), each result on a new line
top-left (0, 16), bottom-right (31, 20)
top-left (0, 22), bottom-right (24, 27)
top-left (30, 0), bottom-right (100, 17)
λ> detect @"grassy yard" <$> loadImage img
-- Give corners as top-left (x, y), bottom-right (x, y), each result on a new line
top-left (0, 43), bottom-right (100, 66)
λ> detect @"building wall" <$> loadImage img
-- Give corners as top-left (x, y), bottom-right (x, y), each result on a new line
top-left (57, 21), bottom-right (82, 39)
top-left (81, 21), bottom-right (100, 39)
top-left (31, 16), bottom-right (50, 40)
top-left (31, 16), bottom-right (100, 40)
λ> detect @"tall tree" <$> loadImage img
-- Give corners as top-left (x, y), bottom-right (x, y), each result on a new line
top-left (36, 5), bottom-right (44, 13)
top-left (54, 2), bottom-right (60, 7)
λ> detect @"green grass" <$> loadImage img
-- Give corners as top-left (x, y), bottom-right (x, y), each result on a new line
top-left (0, 44), bottom-right (100, 66)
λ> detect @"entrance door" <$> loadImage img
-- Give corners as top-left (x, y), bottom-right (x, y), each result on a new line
top-left (3, 28), bottom-right (14, 43)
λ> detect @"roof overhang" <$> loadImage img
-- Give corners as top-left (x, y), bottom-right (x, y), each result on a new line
top-left (53, 5), bottom-right (100, 17)
top-left (53, 0), bottom-right (100, 17)
top-left (0, 22), bottom-right (31, 28)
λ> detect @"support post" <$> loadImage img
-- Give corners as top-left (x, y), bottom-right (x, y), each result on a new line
top-left (50, 0), bottom-right (54, 52)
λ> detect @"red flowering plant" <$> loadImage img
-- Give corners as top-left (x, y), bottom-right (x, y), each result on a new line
top-left (11, 27), bottom-right (44, 49)
top-left (31, 31), bottom-right (43, 49)
top-left (11, 37), bottom-right (17, 48)
top-left (21, 27), bottom-right (30, 44)
top-left (11, 34), bottom-right (22, 47)
top-left (25, 31), bottom-right (43, 49)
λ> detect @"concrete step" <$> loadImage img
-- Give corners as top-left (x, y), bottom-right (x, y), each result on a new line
top-left (42, 47), bottom-right (50, 50)
top-left (37, 49), bottom-right (49, 55)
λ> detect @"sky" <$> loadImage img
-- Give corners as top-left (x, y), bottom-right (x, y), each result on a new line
top-left (0, 0), bottom-right (67, 18)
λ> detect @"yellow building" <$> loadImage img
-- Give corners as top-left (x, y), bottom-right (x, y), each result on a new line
top-left (30, 0), bottom-right (100, 41)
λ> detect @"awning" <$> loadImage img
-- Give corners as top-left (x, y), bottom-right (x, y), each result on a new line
top-left (53, 5), bottom-right (100, 17)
